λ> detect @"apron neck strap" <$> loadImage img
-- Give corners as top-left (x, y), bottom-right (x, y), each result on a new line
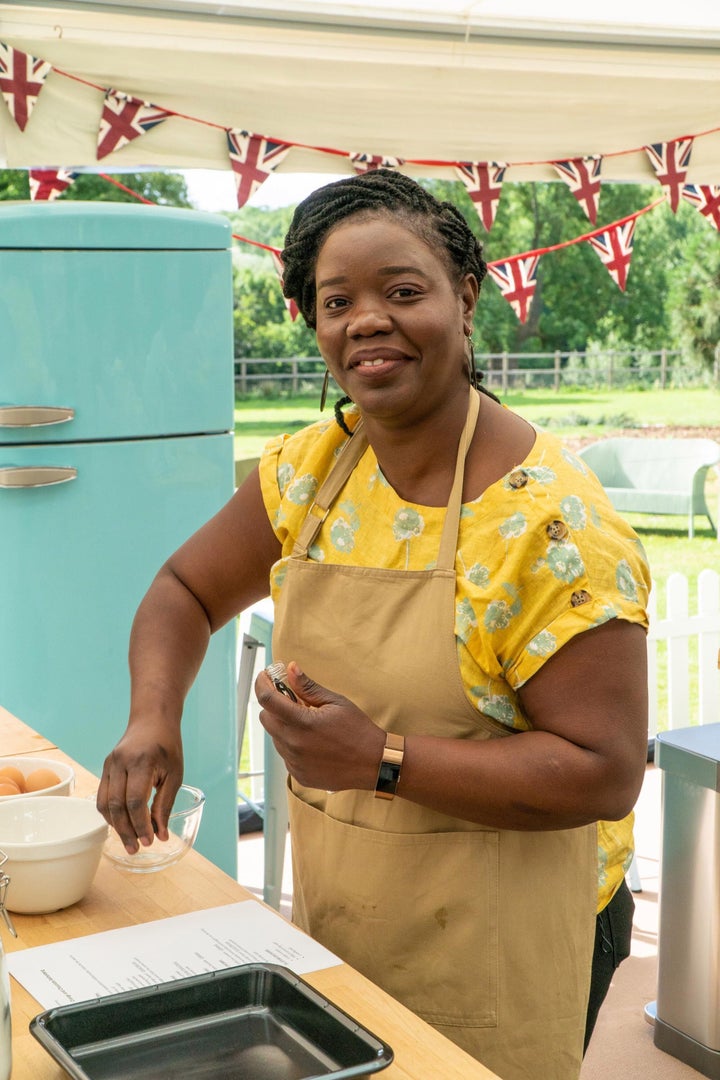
top-left (292, 421), bottom-right (369, 557)
top-left (291, 388), bottom-right (481, 561)
top-left (437, 387), bottom-right (480, 571)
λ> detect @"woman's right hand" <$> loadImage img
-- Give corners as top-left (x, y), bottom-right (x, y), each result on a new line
top-left (96, 721), bottom-right (184, 854)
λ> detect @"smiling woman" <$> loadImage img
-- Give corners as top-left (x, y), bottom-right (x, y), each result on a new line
top-left (312, 217), bottom-right (477, 450)
top-left (98, 169), bottom-right (651, 1080)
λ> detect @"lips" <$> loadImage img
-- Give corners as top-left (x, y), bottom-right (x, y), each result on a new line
top-left (348, 347), bottom-right (409, 369)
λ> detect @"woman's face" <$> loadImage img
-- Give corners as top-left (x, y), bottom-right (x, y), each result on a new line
top-left (314, 214), bottom-right (478, 428)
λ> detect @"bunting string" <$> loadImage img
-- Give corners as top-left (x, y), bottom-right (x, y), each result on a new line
top-left (47, 171), bottom-right (672, 325)
top-left (1, 38), bottom-right (717, 325)
top-left (1, 39), bottom-right (719, 223)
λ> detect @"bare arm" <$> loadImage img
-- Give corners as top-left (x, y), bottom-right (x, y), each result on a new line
top-left (97, 469), bottom-right (281, 850)
top-left (257, 618), bottom-right (648, 830)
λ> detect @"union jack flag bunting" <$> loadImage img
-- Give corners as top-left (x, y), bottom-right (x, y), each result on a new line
top-left (97, 90), bottom-right (172, 160)
top-left (349, 153), bottom-right (404, 174)
top-left (0, 43), bottom-right (52, 131)
top-left (29, 168), bottom-right (78, 201)
top-left (587, 220), bottom-right (636, 291)
top-left (227, 130), bottom-right (291, 208)
top-left (552, 156), bottom-right (602, 224)
top-left (454, 162), bottom-right (507, 232)
top-left (269, 250), bottom-right (300, 322)
top-left (487, 255), bottom-right (540, 323)
top-left (681, 184), bottom-right (720, 232)
top-left (644, 138), bottom-right (693, 212)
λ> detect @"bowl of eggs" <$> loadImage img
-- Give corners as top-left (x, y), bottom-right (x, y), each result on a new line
top-left (0, 796), bottom-right (108, 913)
top-left (0, 757), bottom-right (75, 800)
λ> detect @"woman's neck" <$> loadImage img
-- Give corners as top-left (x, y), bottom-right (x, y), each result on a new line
top-left (363, 392), bottom-right (473, 506)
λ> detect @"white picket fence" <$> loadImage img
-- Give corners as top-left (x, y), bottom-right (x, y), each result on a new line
top-left (647, 569), bottom-right (720, 737)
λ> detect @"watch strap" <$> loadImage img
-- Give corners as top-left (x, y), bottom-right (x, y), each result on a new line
top-left (374, 732), bottom-right (405, 800)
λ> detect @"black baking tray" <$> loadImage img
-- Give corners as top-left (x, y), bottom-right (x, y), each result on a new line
top-left (30, 963), bottom-right (394, 1079)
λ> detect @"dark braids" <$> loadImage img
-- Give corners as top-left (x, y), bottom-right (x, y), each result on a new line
top-left (281, 170), bottom-right (500, 413)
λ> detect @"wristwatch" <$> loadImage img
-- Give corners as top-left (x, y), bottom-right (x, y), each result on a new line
top-left (374, 732), bottom-right (405, 800)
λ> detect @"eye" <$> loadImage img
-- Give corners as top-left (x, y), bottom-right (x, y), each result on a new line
top-left (323, 296), bottom-right (349, 311)
top-left (389, 284), bottom-right (423, 299)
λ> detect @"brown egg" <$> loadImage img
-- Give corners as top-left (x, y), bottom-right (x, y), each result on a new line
top-left (0, 778), bottom-right (22, 796)
top-left (24, 768), bottom-right (62, 792)
top-left (0, 765), bottom-right (26, 792)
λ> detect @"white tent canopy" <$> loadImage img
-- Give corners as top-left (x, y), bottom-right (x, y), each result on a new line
top-left (1, 0), bottom-right (720, 186)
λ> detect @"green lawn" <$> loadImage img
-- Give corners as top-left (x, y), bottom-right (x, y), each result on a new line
top-left (234, 386), bottom-right (720, 457)
top-left (503, 385), bottom-right (720, 436)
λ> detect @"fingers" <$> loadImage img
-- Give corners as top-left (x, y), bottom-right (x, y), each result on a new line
top-left (96, 757), bottom-right (152, 854)
top-left (96, 741), bottom-right (182, 854)
top-left (149, 776), bottom-right (180, 843)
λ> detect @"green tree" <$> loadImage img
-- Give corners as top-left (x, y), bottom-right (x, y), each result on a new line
top-left (421, 177), bottom-right (679, 357)
top-left (0, 169), bottom-right (28, 199)
top-left (62, 172), bottom-right (191, 206)
top-left (0, 169), bottom-right (191, 206)
top-left (233, 260), bottom-right (316, 359)
top-left (667, 222), bottom-right (720, 373)
top-left (226, 204), bottom-right (295, 249)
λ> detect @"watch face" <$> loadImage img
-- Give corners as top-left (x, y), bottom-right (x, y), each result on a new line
top-left (375, 760), bottom-right (401, 798)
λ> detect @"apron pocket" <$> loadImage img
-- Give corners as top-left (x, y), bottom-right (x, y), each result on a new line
top-left (288, 787), bottom-right (499, 1028)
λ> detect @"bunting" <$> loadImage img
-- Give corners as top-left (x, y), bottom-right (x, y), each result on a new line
top-left (454, 162), bottom-right (507, 232)
top-left (552, 156), bottom-right (602, 224)
top-left (0, 35), bottom-right (713, 329)
top-left (349, 153), bottom-right (404, 174)
top-left (680, 183), bottom-right (720, 231)
top-left (487, 255), bottom-right (540, 324)
top-left (226, 130), bottom-right (291, 208)
top-left (97, 90), bottom-right (172, 160)
top-left (587, 219), bottom-right (636, 291)
top-left (644, 138), bottom-right (694, 212)
top-left (269, 250), bottom-right (300, 322)
top-left (28, 168), bottom-right (78, 201)
top-left (0, 43), bottom-right (51, 131)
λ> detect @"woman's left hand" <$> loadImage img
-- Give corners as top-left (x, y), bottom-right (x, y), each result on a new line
top-left (255, 662), bottom-right (386, 791)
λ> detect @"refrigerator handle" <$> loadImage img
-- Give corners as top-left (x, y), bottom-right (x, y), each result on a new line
top-left (0, 406), bottom-right (75, 427)
top-left (0, 466), bottom-right (77, 488)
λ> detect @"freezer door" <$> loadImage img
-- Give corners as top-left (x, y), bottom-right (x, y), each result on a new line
top-left (0, 434), bottom-right (238, 877)
top-left (0, 248), bottom-right (233, 442)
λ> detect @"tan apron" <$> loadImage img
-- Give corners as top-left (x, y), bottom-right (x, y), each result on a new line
top-left (272, 389), bottom-right (597, 1080)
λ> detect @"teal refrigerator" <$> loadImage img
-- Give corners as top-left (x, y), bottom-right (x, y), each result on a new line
top-left (0, 202), bottom-right (238, 877)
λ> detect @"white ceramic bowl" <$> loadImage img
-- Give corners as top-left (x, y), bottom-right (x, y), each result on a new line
top-left (0, 756), bottom-right (75, 801)
top-left (103, 785), bottom-right (205, 874)
top-left (0, 796), bottom-right (108, 913)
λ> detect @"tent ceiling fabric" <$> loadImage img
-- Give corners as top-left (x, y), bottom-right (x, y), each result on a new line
top-left (1, 1), bottom-right (719, 183)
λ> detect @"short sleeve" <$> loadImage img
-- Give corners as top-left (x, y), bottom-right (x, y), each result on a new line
top-left (458, 438), bottom-right (651, 693)
top-left (258, 418), bottom-right (351, 553)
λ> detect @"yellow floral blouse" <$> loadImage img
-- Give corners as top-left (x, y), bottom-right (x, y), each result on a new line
top-left (259, 408), bottom-right (651, 913)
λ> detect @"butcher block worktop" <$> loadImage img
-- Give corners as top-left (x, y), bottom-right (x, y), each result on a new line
top-left (1, 704), bottom-right (501, 1080)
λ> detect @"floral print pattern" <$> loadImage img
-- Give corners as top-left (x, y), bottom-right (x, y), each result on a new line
top-left (287, 472), bottom-right (318, 506)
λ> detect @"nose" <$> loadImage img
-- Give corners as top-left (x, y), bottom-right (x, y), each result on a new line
top-left (345, 297), bottom-right (392, 337)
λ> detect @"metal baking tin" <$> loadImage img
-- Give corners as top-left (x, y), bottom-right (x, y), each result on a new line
top-left (30, 962), bottom-right (394, 1079)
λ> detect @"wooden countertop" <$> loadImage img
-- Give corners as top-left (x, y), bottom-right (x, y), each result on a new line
top-left (2, 707), bottom-right (501, 1080)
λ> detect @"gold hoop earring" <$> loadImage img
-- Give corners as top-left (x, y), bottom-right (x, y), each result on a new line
top-left (319, 369), bottom-right (330, 411)
top-left (466, 334), bottom-right (478, 388)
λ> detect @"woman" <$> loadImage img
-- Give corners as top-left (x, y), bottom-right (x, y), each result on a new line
top-left (98, 171), bottom-right (650, 1080)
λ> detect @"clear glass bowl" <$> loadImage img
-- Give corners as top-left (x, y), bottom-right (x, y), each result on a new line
top-left (102, 785), bottom-right (205, 874)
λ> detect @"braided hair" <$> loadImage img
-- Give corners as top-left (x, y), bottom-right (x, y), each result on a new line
top-left (280, 169), bottom-right (499, 429)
